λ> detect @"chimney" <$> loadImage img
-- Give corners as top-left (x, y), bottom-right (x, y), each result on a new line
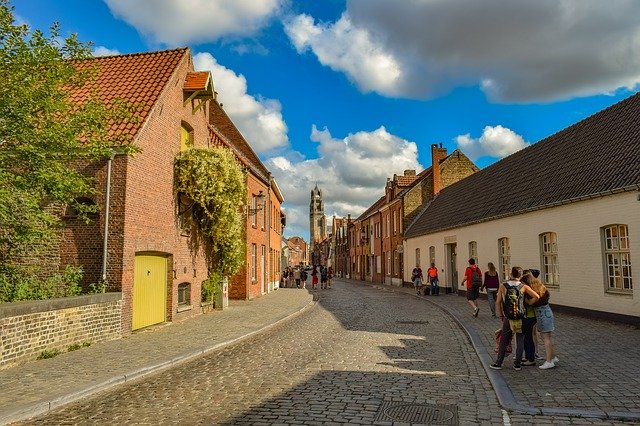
top-left (431, 143), bottom-right (448, 197)
top-left (404, 169), bottom-right (416, 176)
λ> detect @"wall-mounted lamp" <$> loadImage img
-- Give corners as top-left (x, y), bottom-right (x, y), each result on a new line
top-left (247, 190), bottom-right (266, 216)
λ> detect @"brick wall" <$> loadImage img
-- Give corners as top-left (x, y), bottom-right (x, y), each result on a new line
top-left (0, 293), bottom-right (121, 369)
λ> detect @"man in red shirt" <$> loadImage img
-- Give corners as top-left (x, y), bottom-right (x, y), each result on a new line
top-left (427, 263), bottom-right (439, 295)
top-left (461, 258), bottom-right (482, 317)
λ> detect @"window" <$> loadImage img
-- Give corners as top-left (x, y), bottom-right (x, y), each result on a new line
top-left (251, 195), bottom-right (257, 227)
top-left (540, 232), bottom-right (559, 286)
top-left (177, 282), bottom-right (191, 307)
top-left (429, 246), bottom-right (435, 266)
top-left (393, 211), bottom-right (397, 235)
top-left (251, 244), bottom-right (257, 281)
top-left (387, 252), bottom-right (391, 275)
top-left (469, 241), bottom-right (478, 265)
top-left (498, 237), bottom-right (510, 281)
top-left (415, 248), bottom-right (421, 266)
top-left (180, 122), bottom-right (194, 151)
top-left (603, 225), bottom-right (633, 292)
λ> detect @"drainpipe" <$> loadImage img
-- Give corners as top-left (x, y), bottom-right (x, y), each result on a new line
top-left (266, 173), bottom-right (272, 291)
top-left (101, 151), bottom-right (115, 283)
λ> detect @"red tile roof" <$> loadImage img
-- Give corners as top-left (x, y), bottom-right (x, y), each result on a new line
top-left (405, 92), bottom-right (640, 238)
top-left (183, 71), bottom-right (210, 91)
top-left (71, 48), bottom-right (188, 141)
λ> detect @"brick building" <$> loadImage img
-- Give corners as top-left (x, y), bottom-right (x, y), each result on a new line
top-left (55, 48), bottom-right (283, 333)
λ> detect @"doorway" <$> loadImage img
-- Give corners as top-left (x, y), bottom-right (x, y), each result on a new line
top-left (446, 243), bottom-right (458, 294)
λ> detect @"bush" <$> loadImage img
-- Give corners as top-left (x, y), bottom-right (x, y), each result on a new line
top-left (201, 270), bottom-right (223, 304)
top-left (0, 265), bottom-right (84, 303)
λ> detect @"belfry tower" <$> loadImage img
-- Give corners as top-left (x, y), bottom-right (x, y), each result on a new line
top-left (309, 185), bottom-right (327, 249)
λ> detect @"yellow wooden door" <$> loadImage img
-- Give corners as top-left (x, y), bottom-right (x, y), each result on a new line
top-left (132, 254), bottom-right (167, 330)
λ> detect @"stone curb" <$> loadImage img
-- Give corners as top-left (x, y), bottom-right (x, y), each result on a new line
top-left (0, 298), bottom-right (316, 426)
top-left (366, 282), bottom-right (640, 422)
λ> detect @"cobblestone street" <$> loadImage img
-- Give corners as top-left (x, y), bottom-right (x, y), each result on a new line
top-left (11, 279), bottom-right (637, 425)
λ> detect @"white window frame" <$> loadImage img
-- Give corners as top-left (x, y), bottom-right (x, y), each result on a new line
top-left (415, 248), bottom-right (421, 267)
top-left (429, 246), bottom-right (436, 266)
top-left (469, 241), bottom-right (478, 265)
top-left (251, 244), bottom-right (257, 281)
top-left (603, 224), bottom-right (633, 292)
top-left (540, 232), bottom-right (560, 286)
top-left (498, 237), bottom-right (510, 281)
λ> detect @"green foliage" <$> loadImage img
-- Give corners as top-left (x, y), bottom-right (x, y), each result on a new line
top-left (0, 265), bottom-right (84, 302)
top-left (37, 348), bottom-right (61, 360)
top-left (88, 280), bottom-right (107, 294)
top-left (67, 343), bottom-right (82, 352)
top-left (201, 270), bottom-right (223, 303)
top-left (174, 147), bottom-right (246, 276)
top-left (0, 1), bottom-right (137, 272)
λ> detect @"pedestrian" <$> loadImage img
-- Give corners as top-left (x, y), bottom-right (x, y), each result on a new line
top-left (282, 268), bottom-right (289, 288)
top-left (327, 266), bottom-right (333, 288)
top-left (293, 267), bottom-right (301, 288)
top-left (411, 263), bottom-right (423, 295)
top-left (301, 268), bottom-right (307, 289)
top-left (311, 265), bottom-right (319, 290)
top-left (490, 266), bottom-right (540, 371)
top-left (461, 258), bottom-right (482, 316)
top-left (520, 270), bottom-right (538, 366)
top-left (427, 263), bottom-right (439, 295)
top-left (483, 262), bottom-right (500, 317)
top-left (320, 266), bottom-right (328, 289)
top-left (521, 273), bottom-right (559, 369)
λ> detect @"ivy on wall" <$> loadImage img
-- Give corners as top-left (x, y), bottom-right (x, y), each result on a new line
top-left (174, 147), bottom-right (246, 300)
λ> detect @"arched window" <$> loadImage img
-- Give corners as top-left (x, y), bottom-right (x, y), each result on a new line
top-left (180, 121), bottom-right (194, 151)
top-left (469, 241), bottom-right (478, 265)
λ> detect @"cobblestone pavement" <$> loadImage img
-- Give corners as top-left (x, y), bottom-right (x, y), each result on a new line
top-left (13, 279), bottom-right (636, 425)
top-left (370, 281), bottom-right (640, 424)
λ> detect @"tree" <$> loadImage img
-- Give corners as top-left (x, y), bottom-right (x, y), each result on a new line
top-left (0, 1), bottom-right (136, 299)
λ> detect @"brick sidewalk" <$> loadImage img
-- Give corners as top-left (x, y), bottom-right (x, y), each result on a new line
top-left (0, 289), bottom-right (315, 425)
top-left (365, 280), bottom-right (640, 422)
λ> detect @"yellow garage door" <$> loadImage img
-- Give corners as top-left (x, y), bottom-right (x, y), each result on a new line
top-left (132, 254), bottom-right (167, 330)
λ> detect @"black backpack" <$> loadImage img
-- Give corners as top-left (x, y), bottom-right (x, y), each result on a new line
top-left (471, 267), bottom-right (482, 288)
top-left (503, 282), bottom-right (525, 320)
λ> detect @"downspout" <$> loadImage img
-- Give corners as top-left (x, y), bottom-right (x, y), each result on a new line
top-left (101, 151), bottom-right (115, 283)
top-left (266, 173), bottom-right (272, 291)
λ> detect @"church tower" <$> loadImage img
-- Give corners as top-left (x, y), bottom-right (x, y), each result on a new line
top-left (309, 185), bottom-right (327, 247)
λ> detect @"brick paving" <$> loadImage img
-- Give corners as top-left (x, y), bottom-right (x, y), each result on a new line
top-left (2, 278), bottom-right (639, 425)
top-left (369, 280), bottom-right (640, 423)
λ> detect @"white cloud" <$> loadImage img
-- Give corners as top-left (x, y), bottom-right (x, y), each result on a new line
top-left (194, 52), bottom-right (288, 153)
top-left (285, 0), bottom-right (640, 102)
top-left (104, 0), bottom-right (281, 46)
top-left (456, 125), bottom-right (528, 160)
top-left (92, 46), bottom-right (121, 57)
top-left (266, 125), bottom-right (421, 238)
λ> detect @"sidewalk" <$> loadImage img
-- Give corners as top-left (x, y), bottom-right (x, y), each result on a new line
top-left (366, 280), bottom-right (640, 422)
top-left (0, 288), bottom-right (315, 425)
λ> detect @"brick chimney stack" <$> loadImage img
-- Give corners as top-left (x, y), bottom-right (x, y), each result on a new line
top-left (431, 143), bottom-right (448, 197)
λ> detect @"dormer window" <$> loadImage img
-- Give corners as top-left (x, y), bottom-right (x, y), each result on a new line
top-left (183, 71), bottom-right (215, 114)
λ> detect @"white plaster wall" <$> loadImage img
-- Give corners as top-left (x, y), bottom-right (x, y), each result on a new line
top-left (405, 192), bottom-right (639, 317)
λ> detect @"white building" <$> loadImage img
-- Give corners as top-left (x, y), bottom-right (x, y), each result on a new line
top-left (404, 93), bottom-right (640, 323)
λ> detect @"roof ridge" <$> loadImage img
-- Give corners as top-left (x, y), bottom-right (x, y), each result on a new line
top-left (85, 47), bottom-right (189, 61)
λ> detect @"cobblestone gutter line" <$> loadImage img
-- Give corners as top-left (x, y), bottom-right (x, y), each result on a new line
top-left (369, 283), bottom-right (640, 423)
top-left (0, 298), bottom-right (317, 426)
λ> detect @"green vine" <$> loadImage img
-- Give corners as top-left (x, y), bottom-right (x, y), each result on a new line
top-left (174, 147), bottom-right (246, 277)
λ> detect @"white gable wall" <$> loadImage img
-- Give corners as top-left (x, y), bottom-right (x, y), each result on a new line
top-left (404, 191), bottom-right (639, 318)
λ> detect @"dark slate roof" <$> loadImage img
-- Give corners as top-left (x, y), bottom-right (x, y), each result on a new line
top-left (405, 92), bottom-right (640, 238)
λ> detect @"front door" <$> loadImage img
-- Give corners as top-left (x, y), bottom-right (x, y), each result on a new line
top-left (132, 254), bottom-right (167, 330)
top-left (446, 243), bottom-right (458, 294)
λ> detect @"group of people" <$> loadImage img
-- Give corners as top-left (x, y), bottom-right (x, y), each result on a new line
top-left (281, 265), bottom-right (333, 290)
top-left (462, 259), bottom-right (558, 370)
top-left (411, 263), bottom-right (440, 296)
top-left (412, 258), bottom-right (558, 370)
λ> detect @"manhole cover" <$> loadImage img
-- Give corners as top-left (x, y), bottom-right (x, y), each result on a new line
top-left (374, 402), bottom-right (457, 424)
top-left (397, 320), bottom-right (429, 325)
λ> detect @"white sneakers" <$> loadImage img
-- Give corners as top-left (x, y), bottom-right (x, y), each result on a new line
top-left (539, 360), bottom-right (555, 369)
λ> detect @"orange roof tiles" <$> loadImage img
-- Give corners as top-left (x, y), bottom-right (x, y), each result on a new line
top-left (70, 48), bottom-right (188, 141)
top-left (184, 71), bottom-right (210, 91)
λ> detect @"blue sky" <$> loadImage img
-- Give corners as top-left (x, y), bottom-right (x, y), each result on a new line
top-left (13, 0), bottom-right (640, 241)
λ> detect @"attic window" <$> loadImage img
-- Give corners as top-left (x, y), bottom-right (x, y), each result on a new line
top-left (183, 71), bottom-right (215, 113)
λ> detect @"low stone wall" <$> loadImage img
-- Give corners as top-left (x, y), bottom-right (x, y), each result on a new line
top-left (0, 293), bottom-right (122, 369)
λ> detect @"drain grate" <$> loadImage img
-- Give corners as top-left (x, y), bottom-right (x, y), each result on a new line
top-left (374, 402), bottom-right (457, 424)
top-left (396, 320), bottom-right (429, 325)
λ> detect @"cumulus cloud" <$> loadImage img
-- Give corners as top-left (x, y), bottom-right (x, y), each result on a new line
top-left (456, 125), bottom-right (529, 160)
top-left (194, 52), bottom-right (288, 153)
top-left (266, 125), bottom-right (421, 238)
top-left (104, 0), bottom-right (281, 46)
top-left (285, 0), bottom-right (640, 102)
top-left (92, 46), bottom-right (121, 57)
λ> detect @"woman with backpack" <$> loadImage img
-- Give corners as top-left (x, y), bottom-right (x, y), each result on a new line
top-left (490, 266), bottom-right (540, 371)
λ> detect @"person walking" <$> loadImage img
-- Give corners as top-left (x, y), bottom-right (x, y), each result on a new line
top-left (293, 268), bottom-right (301, 288)
top-left (327, 266), bottom-right (333, 288)
top-left (320, 266), bottom-right (328, 289)
top-left (411, 264), bottom-right (424, 295)
top-left (521, 273), bottom-right (559, 369)
top-left (490, 266), bottom-right (540, 371)
top-left (461, 258), bottom-right (482, 316)
top-left (483, 262), bottom-right (500, 317)
top-left (311, 265), bottom-right (319, 290)
top-left (427, 263), bottom-right (439, 296)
